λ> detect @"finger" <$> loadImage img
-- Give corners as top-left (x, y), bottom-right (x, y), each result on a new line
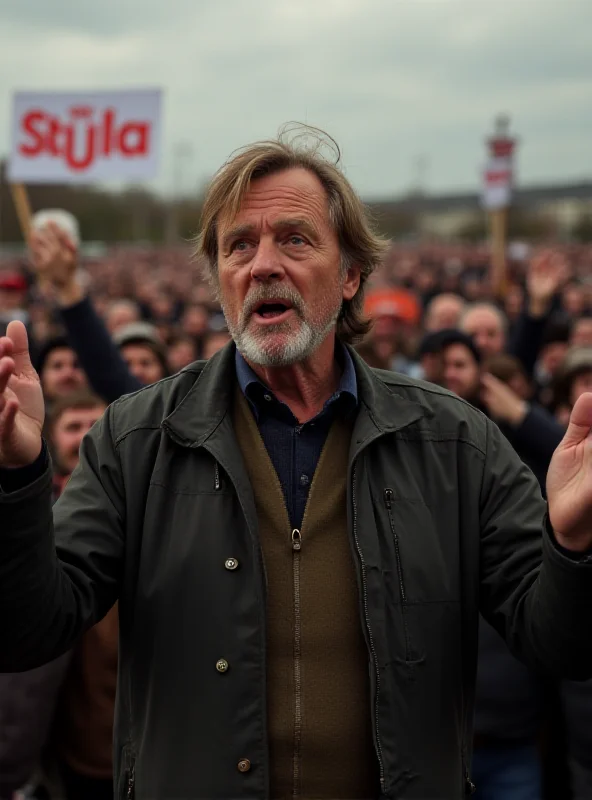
top-left (0, 337), bottom-right (15, 359)
top-left (562, 392), bottom-right (592, 446)
top-left (0, 356), bottom-right (16, 395)
top-left (0, 398), bottom-right (19, 442)
top-left (5, 321), bottom-right (34, 375)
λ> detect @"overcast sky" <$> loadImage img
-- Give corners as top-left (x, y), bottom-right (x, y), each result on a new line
top-left (1, 0), bottom-right (591, 199)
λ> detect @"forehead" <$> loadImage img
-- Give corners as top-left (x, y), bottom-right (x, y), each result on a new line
top-left (58, 405), bottom-right (105, 425)
top-left (219, 167), bottom-right (330, 233)
top-left (465, 308), bottom-right (501, 329)
top-left (46, 347), bottom-right (75, 364)
top-left (445, 343), bottom-right (475, 364)
top-left (122, 343), bottom-right (157, 358)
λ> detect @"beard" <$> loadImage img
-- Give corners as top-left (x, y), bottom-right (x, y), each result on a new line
top-left (222, 283), bottom-right (343, 367)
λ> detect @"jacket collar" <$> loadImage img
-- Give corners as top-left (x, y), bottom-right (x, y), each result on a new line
top-left (162, 341), bottom-right (427, 448)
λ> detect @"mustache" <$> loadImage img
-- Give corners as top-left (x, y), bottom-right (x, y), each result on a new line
top-left (241, 285), bottom-right (305, 319)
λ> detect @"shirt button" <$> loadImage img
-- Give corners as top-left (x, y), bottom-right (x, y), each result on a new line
top-left (225, 558), bottom-right (239, 571)
top-left (216, 659), bottom-right (229, 673)
top-left (263, 393), bottom-right (272, 402)
top-left (299, 474), bottom-right (309, 486)
top-left (237, 758), bottom-right (251, 773)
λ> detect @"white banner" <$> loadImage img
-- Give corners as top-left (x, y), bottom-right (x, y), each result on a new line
top-left (8, 89), bottom-right (162, 184)
top-left (481, 156), bottom-right (513, 210)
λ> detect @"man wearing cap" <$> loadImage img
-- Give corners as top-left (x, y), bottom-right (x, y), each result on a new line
top-left (1, 130), bottom-right (592, 800)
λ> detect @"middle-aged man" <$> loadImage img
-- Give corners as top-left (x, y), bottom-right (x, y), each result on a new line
top-left (1, 131), bottom-right (592, 800)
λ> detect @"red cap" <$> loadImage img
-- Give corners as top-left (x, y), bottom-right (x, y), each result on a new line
top-left (0, 273), bottom-right (27, 292)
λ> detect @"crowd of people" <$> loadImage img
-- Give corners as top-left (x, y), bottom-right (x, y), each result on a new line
top-left (0, 206), bottom-right (591, 800)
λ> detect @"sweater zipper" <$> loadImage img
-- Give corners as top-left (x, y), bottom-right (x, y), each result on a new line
top-left (352, 464), bottom-right (385, 792)
top-left (384, 488), bottom-right (410, 661)
top-left (291, 527), bottom-right (303, 800)
top-left (214, 461), bottom-right (221, 490)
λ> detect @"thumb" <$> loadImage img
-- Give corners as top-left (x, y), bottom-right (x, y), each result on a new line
top-left (562, 392), bottom-right (592, 447)
top-left (6, 320), bottom-right (35, 375)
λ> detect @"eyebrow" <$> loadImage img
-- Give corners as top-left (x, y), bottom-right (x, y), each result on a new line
top-left (221, 217), bottom-right (318, 251)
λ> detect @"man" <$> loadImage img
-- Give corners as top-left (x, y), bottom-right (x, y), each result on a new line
top-left (36, 338), bottom-right (88, 405)
top-left (1, 131), bottom-right (592, 800)
top-left (460, 304), bottom-right (507, 360)
top-left (112, 323), bottom-right (169, 386)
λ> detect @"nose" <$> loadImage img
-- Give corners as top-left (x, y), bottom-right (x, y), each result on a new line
top-left (249, 238), bottom-right (285, 283)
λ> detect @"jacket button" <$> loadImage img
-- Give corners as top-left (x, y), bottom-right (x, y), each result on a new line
top-left (225, 558), bottom-right (239, 570)
top-left (215, 659), bottom-right (229, 673)
top-left (237, 759), bottom-right (251, 773)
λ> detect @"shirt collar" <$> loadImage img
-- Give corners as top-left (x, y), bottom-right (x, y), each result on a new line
top-left (235, 343), bottom-right (358, 421)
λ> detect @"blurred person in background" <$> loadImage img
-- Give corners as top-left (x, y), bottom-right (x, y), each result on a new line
top-left (35, 339), bottom-right (88, 406)
top-left (570, 316), bottom-right (592, 349)
top-left (0, 392), bottom-right (107, 800)
top-left (167, 334), bottom-right (199, 372)
top-left (460, 303), bottom-right (507, 360)
top-left (438, 333), bottom-right (564, 800)
top-left (552, 348), bottom-right (592, 427)
top-left (112, 323), bottom-right (169, 386)
top-left (200, 329), bottom-right (232, 360)
top-left (104, 299), bottom-right (141, 335)
top-left (423, 292), bottom-right (466, 332)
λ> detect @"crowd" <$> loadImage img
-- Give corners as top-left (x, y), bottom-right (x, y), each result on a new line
top-left (0, 206), bottom-right (591, 800)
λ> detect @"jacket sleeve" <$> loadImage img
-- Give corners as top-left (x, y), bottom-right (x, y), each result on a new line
top-left (507, 311), bottom-right (547, 377)
top-left (479, 416), bottom-right (592, 680)
top-left (59, 296), bottom-right (142, 403)
top-left (508, 404), bottom-right (565, 468)
top-left (0, 405), bottom-right (125, 672)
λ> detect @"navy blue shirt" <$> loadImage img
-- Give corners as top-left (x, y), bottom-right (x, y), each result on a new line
top-left (235, 346), bottom-right (358, 530)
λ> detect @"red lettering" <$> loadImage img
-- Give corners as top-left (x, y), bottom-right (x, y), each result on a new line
top-left (46, 117), bottom-right (63, 156)
top-left (18, 110), bottom-right (46, 156)
top-left (118, 122), bottom-right (149, 156)
top-left (102, 109), bottom-right (115, 156)
top-left (64, 123), bottom-right (96, 171)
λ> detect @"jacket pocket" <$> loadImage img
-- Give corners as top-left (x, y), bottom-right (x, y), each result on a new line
top-left (384, 488), bottom-right (412, 662)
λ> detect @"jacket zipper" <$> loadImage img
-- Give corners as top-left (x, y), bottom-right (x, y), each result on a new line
top-left (291, 528), bottom-right (303, 800)
top-left (352, 465), bottom-right (385, 792)
top-left (214, 461), bottom-right (221, 490)
top-left (126, 757), bottom-right (135, 800)
top-left (384, 488), bottom-right (411, 661)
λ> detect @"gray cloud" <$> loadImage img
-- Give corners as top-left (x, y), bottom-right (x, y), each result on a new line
top-left (1, 0), bottom-right (591, 197)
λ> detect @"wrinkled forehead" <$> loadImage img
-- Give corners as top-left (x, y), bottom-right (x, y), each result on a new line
top-left (217, 168), bottom-right (331, 239)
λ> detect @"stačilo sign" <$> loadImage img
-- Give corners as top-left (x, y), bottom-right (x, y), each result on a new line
top-left (8, 89), bottom-right (162, 184)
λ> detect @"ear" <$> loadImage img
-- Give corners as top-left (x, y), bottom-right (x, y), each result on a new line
top-left (342, 261), bottom-right (361, 301)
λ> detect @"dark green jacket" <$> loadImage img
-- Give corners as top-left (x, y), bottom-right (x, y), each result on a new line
top-left (2, 343), bottom-right (592, 799)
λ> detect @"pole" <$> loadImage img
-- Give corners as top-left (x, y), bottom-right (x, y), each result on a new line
top-left (490, 206), bottom-right (508, 298)
top-left (10, 183), bottom-right (32, 241)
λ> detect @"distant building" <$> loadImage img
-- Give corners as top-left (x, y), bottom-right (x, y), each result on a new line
top-left (369, 181), bottom-right (592, 239)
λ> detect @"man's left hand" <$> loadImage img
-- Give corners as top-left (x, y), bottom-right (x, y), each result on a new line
top-left (547, 392), bottom-right (592, 551)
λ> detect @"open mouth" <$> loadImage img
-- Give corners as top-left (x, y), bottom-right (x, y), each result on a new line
top-left (252, 300), bottom-right (294, 321)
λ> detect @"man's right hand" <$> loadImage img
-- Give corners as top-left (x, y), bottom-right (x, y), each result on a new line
top-left (0, 321), bottom-right (44, 469)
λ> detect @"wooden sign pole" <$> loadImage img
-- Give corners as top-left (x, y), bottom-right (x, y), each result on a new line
top-left (490, 205), bottom-right (508, 299)
top-left (10, 183), bottom-right (32, 241)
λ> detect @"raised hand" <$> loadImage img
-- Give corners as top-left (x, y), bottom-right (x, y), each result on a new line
top-left (527, 250), bottom-right (571, 317)
top-left (0, 321), bottom-right (44, 469)
top-left (29, 222), bottom-right (81, 305)
top-left (547, 392), bottom-right (592, 551)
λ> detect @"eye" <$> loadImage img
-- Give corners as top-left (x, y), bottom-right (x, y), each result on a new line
top-left (231, 239), bottom-right (252, 253)
top-left (286, 234), bottom-right (307, 246)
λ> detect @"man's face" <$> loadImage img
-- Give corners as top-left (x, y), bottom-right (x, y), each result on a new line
top-left (571, 319), bottom-right (592, 348)
top-left (51, 404), bottom-right (106, 474)
top-left (41, 347), bottom-right (87, 400)
top-left (216, 168), bottom-right (360, 367)
top-left (442, 343), bottom-right (481, 401)
top-left (121, 343), bottom-right (165, 385)
top-left (541, 342), bottom-right (569, 378)
top-left (461, 308), bottom-right (505, 358)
